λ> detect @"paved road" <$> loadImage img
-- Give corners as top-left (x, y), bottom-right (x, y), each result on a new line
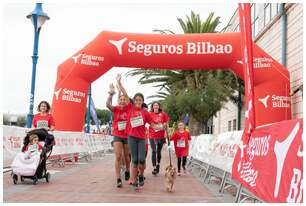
top-left (3, 149), bottom-right (230, 203)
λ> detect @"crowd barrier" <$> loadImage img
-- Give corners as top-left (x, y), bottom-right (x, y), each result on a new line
top-left (3, 126), bottom-right (113, 168)
top-left (187, 131), bottom-right (263, 203)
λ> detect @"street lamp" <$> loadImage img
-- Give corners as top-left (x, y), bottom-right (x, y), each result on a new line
top-left (26, 3), bottom-right (50, 128)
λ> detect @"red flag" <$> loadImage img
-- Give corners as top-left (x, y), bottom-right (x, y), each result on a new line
top-left (238, 3), bottom-right (256, 143)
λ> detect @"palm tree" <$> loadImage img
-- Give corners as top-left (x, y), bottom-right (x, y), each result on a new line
top-left (127, 11), bottom-right (240, 135)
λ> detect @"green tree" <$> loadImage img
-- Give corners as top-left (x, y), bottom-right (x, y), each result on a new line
top-left (95, 109), bottom-right (110, 125)
top-left (17, 116), bottom-right (26, 127)
top-left (127, 11), bottom-right (241, 135)
top-left (3, 115), bottom-right (9, 125)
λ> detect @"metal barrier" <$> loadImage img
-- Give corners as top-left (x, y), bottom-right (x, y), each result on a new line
top-left (186, 157), bottom-right (264, 203)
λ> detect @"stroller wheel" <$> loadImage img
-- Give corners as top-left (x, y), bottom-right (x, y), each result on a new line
top-left (13, 174), bottom-right (18, 184)
top-left (45, 172), bottom-right (51, 183)
top-left (20, 176), bottom-right (25, 182)
top-left (33, 176), bottom-right (38, 185)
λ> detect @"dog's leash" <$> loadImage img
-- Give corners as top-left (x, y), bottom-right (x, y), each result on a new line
top-left (165, 131), bottom-right (172, 167)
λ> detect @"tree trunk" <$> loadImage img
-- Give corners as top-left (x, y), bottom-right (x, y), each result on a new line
top-left (189, 115), bottom-right (203, 136)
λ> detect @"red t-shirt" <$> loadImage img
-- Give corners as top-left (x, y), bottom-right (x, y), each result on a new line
top-left (126, 102), bottom-right (153, 139)
top-left (32, 113), bottom-right (55, 129)
top-left (148, 112), bottom-right (169, 139)
top-left (111, 105), bottom-right (128, 138)
top-left (170, 130), bottom-right (191, 157)
top-left (24, 143), bottom-right (43, 152)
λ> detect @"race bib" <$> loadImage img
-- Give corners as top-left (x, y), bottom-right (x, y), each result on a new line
top-left (118, 121), bottom-right (127, 131)
top-left (177, 140), bottom-right (185, 148)
top-left (131, 116), bottom-right (144, 128)
top-left (37, 120), bottom-right (49, 128)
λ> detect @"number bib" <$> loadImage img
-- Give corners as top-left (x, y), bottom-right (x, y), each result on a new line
top-left (37, 120), bottom-right (49, 128)
top-left (177, 140), bottom-right (185, 148)
top-left (130, 116), bottom-right (144, 128)
top-left (118, 121), bottom-right (127, 131)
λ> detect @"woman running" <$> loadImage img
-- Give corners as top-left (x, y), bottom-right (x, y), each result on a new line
top-left (148, 102), bottom-right (169, 175)
top-left (106, 83), bottom-right (130, 187)
top-left (32, 101), bottom-right (55, 131)
top-left (116, 74), bottom-right (158, 189)
top-left (170, 121), bottom-right (191, 176)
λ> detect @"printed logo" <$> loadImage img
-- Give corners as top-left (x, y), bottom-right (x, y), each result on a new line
top-left (109, 38), bottom-right (128, 55)
top-left (54, 88), bottom-right (62, 100)
top-left (258, 95), bottom-right (270, 108)
top-left (72, 54), bottom-right (82, 63)
top-left (237, 57), bottom-right (273, 69)
top-left (72, 53), bottom-right (104, 67)
top-left (54, 88), bottom-right (86, 104)
top-left (273, 122), bottom-right (300, 198)
top-left (253, 57), bottom-right (273, 69)
top-left (258, 95), bottom-right (290, 109)
top-left (109, 37), bottom-right (233, 56)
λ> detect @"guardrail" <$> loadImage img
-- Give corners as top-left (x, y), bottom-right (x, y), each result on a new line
top-left (186, 132), bottom-right (264, 203)
top-left (3, 126), bottom-right (113, 169)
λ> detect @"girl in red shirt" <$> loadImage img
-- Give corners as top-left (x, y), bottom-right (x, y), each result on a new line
top-left (106, 83), bottom-right (131, 188)
top-left (116, 74), bottom-right (158, 189)
top-left (148, 102), bottom-right (169, 175)
top-left (32, 101), bottom-right (55, 131)
top-left (170, 121), bottom-right (191, 176)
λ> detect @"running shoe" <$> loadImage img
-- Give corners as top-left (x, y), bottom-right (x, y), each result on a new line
top-left (178, 172), bottom-right (181, 176)
top-left (138, 174), bottom-right (145, 186)
top-left (152, 167), bottom-right (157, 175)
top-left (132, 181), bottom-right (139, 190)
top-left (125, 171), bottom-right (130, 181)
top-left (156, 164), bottom-right (160, 174)
top-left (117, 178), bottom-right (123, 188)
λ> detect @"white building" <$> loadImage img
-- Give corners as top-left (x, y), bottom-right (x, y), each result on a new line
top-left (213, 3), bottom-right (303, 134)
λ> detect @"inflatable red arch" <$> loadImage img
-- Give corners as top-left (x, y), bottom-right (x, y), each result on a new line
top-left (51, 31), bottom-right (291, 131)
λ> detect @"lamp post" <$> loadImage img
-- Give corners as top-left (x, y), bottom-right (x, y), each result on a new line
top-left (26, 3), bottom-right (50, 128)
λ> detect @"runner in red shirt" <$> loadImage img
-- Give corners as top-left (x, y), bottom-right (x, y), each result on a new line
top-left (148, 102), bottom-right (169, 175)
top-left (32, 101), bottom-right (55, 131)
top-left (116, 74), bottom-right (158, 189)
top-left (170, 121), bottom-right (191, 176)
top-left (106, 83), bottom-right (130, 188)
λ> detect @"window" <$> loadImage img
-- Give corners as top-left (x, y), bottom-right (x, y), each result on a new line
top-left (228, 120), bottom-right (232, 131)
top-left (264, 3), bottom-right (279, 26)
top-left (271, 3), bottom-right (279, 18)
top-left (233, 119), bottom-right (237, 131)
top-left (264, 3), bottom-right (271, 26)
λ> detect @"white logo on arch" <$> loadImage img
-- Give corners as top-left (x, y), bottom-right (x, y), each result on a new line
top-left (109, 37), bottom-right (128, 55)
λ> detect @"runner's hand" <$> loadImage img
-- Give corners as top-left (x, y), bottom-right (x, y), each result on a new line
top-left (109, 83), bottom-right (116, 95)
top-left (116, 74), bottom-right (121, 83)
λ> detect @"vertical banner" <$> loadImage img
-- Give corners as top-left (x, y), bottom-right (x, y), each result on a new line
top-left (90, 97), bottom-right (100, 132)
top-left (238, 3), bottom-right (256, 142)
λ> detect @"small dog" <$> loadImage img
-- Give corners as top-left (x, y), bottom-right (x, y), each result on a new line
top-left (164, 165), bottom-right (177, 192)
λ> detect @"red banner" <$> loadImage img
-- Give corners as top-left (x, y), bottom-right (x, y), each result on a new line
top-left (232, 119), bottom-right (303, 202)
top-left (238, 3), bottom-right (256, 142)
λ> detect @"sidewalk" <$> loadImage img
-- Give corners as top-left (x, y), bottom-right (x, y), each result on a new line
top-left (4, 149), bottom-right (222, 203)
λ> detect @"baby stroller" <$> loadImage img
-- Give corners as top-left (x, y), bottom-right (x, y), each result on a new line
top-left (11, 128), bottom-right (55, 185)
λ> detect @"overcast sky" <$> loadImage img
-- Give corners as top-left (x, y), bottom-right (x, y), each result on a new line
top-left (2, 1), bottom-right (237, 114)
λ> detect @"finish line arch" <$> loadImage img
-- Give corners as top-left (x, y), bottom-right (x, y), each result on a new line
top-left (51, 31), bottom-right (291, 131)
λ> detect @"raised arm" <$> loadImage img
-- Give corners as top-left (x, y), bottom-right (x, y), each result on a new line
top-left (116, 74), bottom-right (130, 103)
top-left (106, 83), bottom-right (116, 111)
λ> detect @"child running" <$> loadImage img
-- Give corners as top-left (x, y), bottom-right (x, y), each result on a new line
top-left (170, 121), bottom-right (191, 176)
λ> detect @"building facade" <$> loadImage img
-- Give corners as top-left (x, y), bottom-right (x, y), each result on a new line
top-left (213, 3), bottom-right (303, 134)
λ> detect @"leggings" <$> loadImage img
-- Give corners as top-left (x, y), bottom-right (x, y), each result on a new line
top-left (149, 138), bottom-right (165, 167)
top-left (177, 156), bottom-right (187, 172)
top-left (128, 136), bottom-right (146, 168)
